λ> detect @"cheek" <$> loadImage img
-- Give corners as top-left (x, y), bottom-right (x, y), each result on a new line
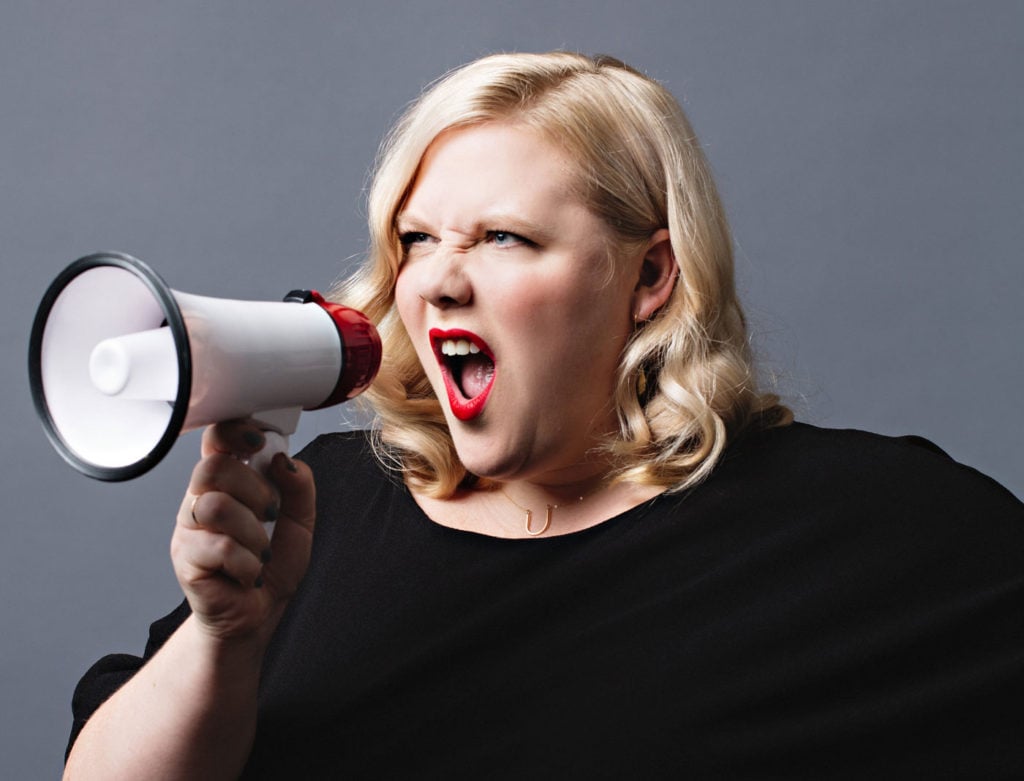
top-left (393, 274), bottom-right (420, 329)
top-left (557, 292), bottom-right (633, 375)
top-left (393, 276), bottom-right (435, 369)
top-left (501, 289), bottom-right (627, 387)
top-left (531, 271), bottom-right (630, 339)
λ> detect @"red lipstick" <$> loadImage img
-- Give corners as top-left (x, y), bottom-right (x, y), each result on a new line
top-left (430, 328), bottom-right (496, 421)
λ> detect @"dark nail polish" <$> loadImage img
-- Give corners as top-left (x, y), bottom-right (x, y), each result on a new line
top-left (284, 457), bottom-right (298, 474)
top-left (264, 503), bottom-right (279, 522)
top-left (261, 548), bottom-right (273, 564)
top-left (244, 430), bottom-right (265, 448)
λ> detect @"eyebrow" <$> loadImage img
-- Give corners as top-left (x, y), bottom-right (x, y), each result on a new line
top-left (395, 212), bottom-right (554, 242)
top-left (393, 214), bottom-right (429, 233)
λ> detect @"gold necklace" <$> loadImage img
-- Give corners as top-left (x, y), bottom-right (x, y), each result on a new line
top-left (499, 486), bottom-right (592, 537)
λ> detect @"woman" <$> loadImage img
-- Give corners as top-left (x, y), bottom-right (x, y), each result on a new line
top-left (65, 53), bottom-right (1024, 779)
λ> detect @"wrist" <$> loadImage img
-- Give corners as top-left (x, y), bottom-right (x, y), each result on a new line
top-left (179, 614), bottom-right (269, 682)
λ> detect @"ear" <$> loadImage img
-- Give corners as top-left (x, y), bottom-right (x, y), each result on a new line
top-left (632, 228), bottom-right (677, 322)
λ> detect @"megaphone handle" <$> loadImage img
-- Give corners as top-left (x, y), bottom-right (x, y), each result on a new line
top-left (245, 429), bottom-right (290, 474)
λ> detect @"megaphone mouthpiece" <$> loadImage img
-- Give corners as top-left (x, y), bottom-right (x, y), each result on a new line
top-left (89, 327), bottom-right (178, 399)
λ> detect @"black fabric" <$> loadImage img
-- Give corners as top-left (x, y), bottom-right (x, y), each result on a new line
top-left (68, 423), bottom-right (1024, 779)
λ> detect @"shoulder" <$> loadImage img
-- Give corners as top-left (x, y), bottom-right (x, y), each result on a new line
top-left (711, 421), bottom-right (1023, 560)
top-left (293, 429), bottom-right (408, 523)
top-left (728, 421), bottom-right (1018, 502)
top-left (294, 429), bottom-right (399, 505)
top-left (294, 429), bottom-right (381, 479)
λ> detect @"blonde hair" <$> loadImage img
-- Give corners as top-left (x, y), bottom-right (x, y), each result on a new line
top-left (335, 51), bottom-right (790, 497)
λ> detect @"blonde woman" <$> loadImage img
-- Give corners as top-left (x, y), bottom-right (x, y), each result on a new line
top-left (66, 53), bottom-right (1024, 779)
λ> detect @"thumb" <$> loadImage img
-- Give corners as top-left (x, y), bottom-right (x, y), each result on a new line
top-left (261, 452), bottom-right (316, 598)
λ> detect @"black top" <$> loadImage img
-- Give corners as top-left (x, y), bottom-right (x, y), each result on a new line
top-left (68, 423), bottom-right (1024, 779)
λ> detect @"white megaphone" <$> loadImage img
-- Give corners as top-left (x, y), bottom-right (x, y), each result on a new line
top-left (29, 252), bottom-right (381, 481)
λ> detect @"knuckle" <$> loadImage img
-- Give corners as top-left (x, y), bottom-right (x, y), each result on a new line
top-left (235, 555), bottom-right (261, 582)
top-left (208, 532), bottom-right (236, 561)
top-left (202, 492), bottom-right (236, 525)
top-left (191, 453), bottom-right (231, 490)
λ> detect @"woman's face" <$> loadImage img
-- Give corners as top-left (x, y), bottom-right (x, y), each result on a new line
top-left (394, 122), bottom-right (647, 486)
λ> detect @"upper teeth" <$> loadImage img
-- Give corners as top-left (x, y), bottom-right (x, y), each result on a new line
top-left (441, 338), bottom-right (481, 356)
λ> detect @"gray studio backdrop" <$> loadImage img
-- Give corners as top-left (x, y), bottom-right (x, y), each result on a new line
top-left (3, 2), bottom-right (1021, 777)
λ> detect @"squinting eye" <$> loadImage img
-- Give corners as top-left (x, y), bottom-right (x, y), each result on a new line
top-left (488, 230), bottom-right (532, 248)
top-left (399, 231), bottom-right (431, 247)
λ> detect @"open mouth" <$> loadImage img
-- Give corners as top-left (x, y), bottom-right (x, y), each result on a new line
top-left (430, 328), bottom-right (496, 421)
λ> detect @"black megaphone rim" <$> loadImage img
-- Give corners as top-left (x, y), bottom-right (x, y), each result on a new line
top-left (28, 252), bottom-right (193, 481)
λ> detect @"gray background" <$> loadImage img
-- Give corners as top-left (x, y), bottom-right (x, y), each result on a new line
top-left (3, 1), bottom-right (1021, 777)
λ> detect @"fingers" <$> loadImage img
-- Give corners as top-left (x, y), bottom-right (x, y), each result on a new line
top-left (201, 419), bottom-right (268, 460)
top-left (172, 421), bottom-right (317, 629)
top-left (170, 422), bottom-right (317, 645)
top-left (185, 488), bottom-right (272, 563)
top-left (177, 421), bottom-right (315, 576)
top-left (173, 522), bottom-right (267, 590)
top-left (185, 453), bottom-right (277, 555)
top-left (258, 453), bottom-right (316, 596)
top-left (177, 422), bottom-right (278, 592)
top-left (176, 506), bottom-right (266, 593)
top-left (268, 452), bottom-right (316, 535)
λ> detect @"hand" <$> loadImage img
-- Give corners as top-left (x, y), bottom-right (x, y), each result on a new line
top-left (171, 419), bottom-right (316, 645)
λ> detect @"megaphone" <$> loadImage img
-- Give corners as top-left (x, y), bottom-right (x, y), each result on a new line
top-left (29, 252), bottom-right (381, 481)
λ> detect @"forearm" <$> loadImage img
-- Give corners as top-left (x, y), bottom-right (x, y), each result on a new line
top-left (66, 429), bottom-right (316, 779)
top-left (64, 615), bottom-right (265, 780)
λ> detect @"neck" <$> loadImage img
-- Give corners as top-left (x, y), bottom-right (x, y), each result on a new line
top-left (497, 470), bottom-right (609, 506)
top-left (408, 470), bottom-right (667, 540)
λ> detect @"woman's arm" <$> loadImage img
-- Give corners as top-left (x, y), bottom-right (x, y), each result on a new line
top-left (65, 421), bottom-right (316, 780)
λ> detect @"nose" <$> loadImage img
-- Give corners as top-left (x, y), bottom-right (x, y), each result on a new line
top-left (415, 249), bottom-right (472, 309)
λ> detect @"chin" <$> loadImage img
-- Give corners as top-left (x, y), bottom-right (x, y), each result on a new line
top-left (450, 437), bottom-right (526, 482)
top-left (456, 453), bottom-right (519, 482)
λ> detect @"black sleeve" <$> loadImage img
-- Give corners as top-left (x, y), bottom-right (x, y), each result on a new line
top-left (65, 600), bottom-right (191, 760)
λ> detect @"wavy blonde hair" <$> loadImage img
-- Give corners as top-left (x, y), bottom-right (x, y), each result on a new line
top-left (334, 51), bottom-right (790, 498)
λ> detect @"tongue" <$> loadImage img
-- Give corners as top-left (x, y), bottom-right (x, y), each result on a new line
top-left (458, 354), bottom-right (495, 399)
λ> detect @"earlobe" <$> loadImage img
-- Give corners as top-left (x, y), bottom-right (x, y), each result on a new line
top-left (632, 228), bottom-right (677, 322)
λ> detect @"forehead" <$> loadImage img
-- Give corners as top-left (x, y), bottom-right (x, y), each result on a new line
top-left (399, 122), bottom-right (581, 225)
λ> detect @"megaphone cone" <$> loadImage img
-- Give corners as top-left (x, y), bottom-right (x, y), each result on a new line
top-left (29, 252), bottom-right (381, 481)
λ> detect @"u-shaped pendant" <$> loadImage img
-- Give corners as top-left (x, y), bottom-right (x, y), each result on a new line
top-left (524, 505), bottom-right (553, 536)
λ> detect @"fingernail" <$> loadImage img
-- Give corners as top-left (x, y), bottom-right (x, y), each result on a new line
top-left (260, 548), bottom-right (272, 564)
top-left (244, 430), bottom-right (265, 448)
top-left (254, 575), bottom-right (264, 589)
top-left (264, 503), bottom-right (279, 522)
top-left (284, 457), bottom-right (298, 474)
